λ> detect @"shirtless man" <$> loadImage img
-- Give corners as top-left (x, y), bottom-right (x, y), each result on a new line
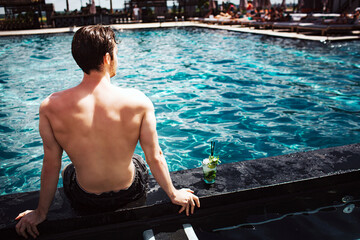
top-left (15, 25), bottom-right (200, 239)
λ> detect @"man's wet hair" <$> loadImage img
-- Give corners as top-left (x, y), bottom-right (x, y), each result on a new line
top-left (72, 25), bottom-right (117, 74)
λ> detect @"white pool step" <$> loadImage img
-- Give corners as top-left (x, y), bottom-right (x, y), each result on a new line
top-left (143, 223), bottom-right (199, 240)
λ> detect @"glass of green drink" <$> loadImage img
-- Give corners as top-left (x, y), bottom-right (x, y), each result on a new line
top-left (202, 141), bottom-right (220, 184)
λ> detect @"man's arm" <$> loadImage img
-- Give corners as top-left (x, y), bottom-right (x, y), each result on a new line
top-left (15, 101), bottom-right (63, 239)
top-left (139, 97), bottom-right (200, 216)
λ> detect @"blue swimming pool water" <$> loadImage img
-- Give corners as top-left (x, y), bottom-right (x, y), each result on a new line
top-left (0, 27), bottom-right (360, 195)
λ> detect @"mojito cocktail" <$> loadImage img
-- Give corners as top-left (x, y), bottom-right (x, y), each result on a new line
top-left (202, 141), bottom-right (220, 184)
top-left (202, 158), bottom-right (217, 184)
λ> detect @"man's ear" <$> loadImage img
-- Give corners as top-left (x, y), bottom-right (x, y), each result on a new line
top-left (103, 52), bottom-right (111, 65)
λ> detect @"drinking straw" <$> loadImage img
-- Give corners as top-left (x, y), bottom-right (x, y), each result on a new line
top-left (211, 141), bottom-right (215, 156)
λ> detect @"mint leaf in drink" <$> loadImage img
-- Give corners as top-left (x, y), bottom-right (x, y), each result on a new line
top-left (207, 156), bottom-right (220, 168)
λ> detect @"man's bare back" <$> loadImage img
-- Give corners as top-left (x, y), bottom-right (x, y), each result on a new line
top-left (43, 75), bottom-right (148, 193)
top-left (15, 25), bottom-right (200, 239)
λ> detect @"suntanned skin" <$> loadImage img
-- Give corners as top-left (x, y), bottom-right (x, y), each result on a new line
top-left (15, 44), bottom-right (200, 239)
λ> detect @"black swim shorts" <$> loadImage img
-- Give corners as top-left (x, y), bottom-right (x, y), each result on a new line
top-left (63, 154), bottom-right (149, 211)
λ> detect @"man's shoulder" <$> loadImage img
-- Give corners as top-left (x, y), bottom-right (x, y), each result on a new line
top-left (118, 87), bottom-right (144, 96)
top-left (115, 87), bottom-right (153, 109)
top-left (39, 89), bottom-right (71, 113)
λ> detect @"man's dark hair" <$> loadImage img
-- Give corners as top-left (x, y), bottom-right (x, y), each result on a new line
top-left (72, 25), bottom-right (117, 74)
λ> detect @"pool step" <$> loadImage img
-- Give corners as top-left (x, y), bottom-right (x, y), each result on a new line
top-left (143, 223), bottom-right (199, 240)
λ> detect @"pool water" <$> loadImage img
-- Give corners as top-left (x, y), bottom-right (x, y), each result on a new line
top-left (0, 27), bottom-right (360, 195)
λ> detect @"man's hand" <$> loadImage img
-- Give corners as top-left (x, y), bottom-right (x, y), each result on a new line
top-left (171, 188), bottom-right (200, 216)
top-left (15, 209), bottom-right (46, 239)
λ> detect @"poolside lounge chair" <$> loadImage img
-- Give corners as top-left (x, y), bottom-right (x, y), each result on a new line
top-left (232, 18), bottom-right (256, 27)
top-left (203, 18), bottom-right (218, 23)
top-left (272, 22), bottom-right (300, 32)
top-left (326, 24), bottom-right (360, 35)
top-left (274, 13), bottom-right (341, 33)
top-left (249, 21), bottom-right (274, 29)
top-left (289, 13), bottom-right (307, 21)
top-left (203, 17), bottom-right (253, 26)
top-left (296, 23), bottom-right (329, 36)
top-left (203, 17), bottom-right (233, 25)
top-left (297, 22), bottom-right (360, 36)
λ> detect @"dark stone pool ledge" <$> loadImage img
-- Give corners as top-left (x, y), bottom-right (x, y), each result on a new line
top-left (1, 143), bottom-right (360, 239)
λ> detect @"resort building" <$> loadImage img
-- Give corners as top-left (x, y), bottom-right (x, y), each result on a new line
top-left (0, 0), bottom-right (54, 30)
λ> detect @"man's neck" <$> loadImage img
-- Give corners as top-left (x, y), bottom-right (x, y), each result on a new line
top-left (81, 70), bottom-right (111, 89)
